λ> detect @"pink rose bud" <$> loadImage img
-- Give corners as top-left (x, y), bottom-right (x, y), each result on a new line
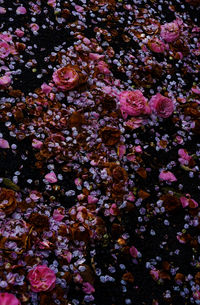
top-left (47, 0), bottom-right (56, 8)
top-left (135, 145), bottom-right (142, 153)
top-left (88, 195), bottom-right (98, 204)
top-left (130, 246), bottom-right (139, 258)
top-left (160, 20), bottom-right (180, 42)
top-left (75, 5), bottom-right (84, 12)
top-left (150, 269), bottom-right (160, 281)
top-left (45, 172), bottom-right (58, 183)
top-left (30, 23), bottom-right (39, 32)
top-left (97, 61), bottom-right (111, 74)
top-left (149, 93), bottom-right (174, 118)
top-left (127, 192), bottom-right (136, 202)
top-left (28, 265), bottom-right (56, 292)
top-left (53, 208), bottom-right (65, 222)
top-left (89, 53), bottom-right (105, 61)
top-left (16, 6), bottom-right (27, 15)
top-left (15, 29), bottom-right (24, 37)
top-left (117, 144), bottom-right (126, 159)
top-left (180, 196), bottom-right (189, 208)
top-left (119, 90), bottom-right (150, 119)
top-left (0, 293), bottom-right (21, 305)
top-left (0, 138), bottom-right (10, 148)
top-left (178, 148), bottom-right (192, 165)
top-left (0, 7), bottom-right (6, 14)
top-left (0, 41), bottom-right (10, 58)
top-left (82, 282), bottom-right (95, 294)
top-left (159, 170), bottom-right (177, 182)
top-left (32, 139), bottom-right (43, 149)
top-left (41, 83), bottom-right (52, 94)
top-left (0, 75), bottom-right (11, 87)
top-left (74, 178), bottom-right (82, 186)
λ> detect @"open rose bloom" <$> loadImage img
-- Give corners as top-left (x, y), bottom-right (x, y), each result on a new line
top-left (149, 93), bottom-right (174, 118)
top-left (0, 293), bottom-right (21, 305)
top-left (119, 90), bottom-right (151, 119)
top-left (28, 265), bottom-right (56, 292)
top-left (160, 20), bottom-right (180, 43)
top-left (53, 65), bottom-right (79, 91)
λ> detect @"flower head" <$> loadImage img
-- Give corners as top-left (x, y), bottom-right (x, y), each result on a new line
top-left (0, 293), bottom-right (21, 305)
top-left (119, 90), bottom-right (150, 119)
top-left (160, 20), bottom-right (180, 43)
top-left (53, 66), bottom-right (79, 91)
top-left (27, 265), bottom-right (56, 292)
top-left (149, 93), bottom-right (174, 118)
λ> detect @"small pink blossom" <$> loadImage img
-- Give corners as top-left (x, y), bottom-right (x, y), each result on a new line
top-left (159, 170), bottom-right (177, 182)
top-left (192, 86), bottom-right (200, 95)
top-left (135, 145), bottom-right (142, 153)
top-left (15, 29), bottom-right (24, 37)
top-left (130, 246), bottom-right (139, 258)
top-left (150, 269), bottom-right (160, 281)
top-left (119, 90), bottom-right (150, 119)
top-left (125, 117), bottom-right (144, 129)
top-left (74, 178), bottom-right (82, 186)
top-left (0, 138), bottom-right (10, 149)
top-left (97, 61), bottom-right (111, 74)
top-left (117, 144), bottom-right (126, 159)
top-left (126, 192), bottom-right (136, 202)
top-left (45, 172), bottom-right (58, 183)
top-left (82, 282), bottom-right (95, 294)
top-left (0, 41), bottom-right (10, 58)
top-left (47, 0), bottom-right (56, 8)
top-left (160, 20), bottom-right (180, 43)
top-left (180, 195), bottom-right (198, 208)
top-left (0, 293), bottom-right (21, 305)
top-left (32, 139), bottom-right (43, 149)
top-left (0, 7), bottom-right (6, 14)
top-left (53, 66), bottom-right (79, 91)
top-left (88, 195), bottom-right (98, 204)
top-left (41, 83), bottom-right (52, 94)
top-left (89, 53), bottom-right (105, 61)
top-left (61, 250), bottom-right (72, 263)
top-left (16, 6), bottom-right (27, 15)
top-left (30, 23), bottom-right (39, 32)
top-left (53, 207), bottom-right (65, 221)
top-left (149, 93), bottom-right (174, 118)
top-left (0, 33), bottom-right (12, 42)
top-left (178, 149), bottom-right (192, 165)
top-left (0, 75), bottom-right (11, 87)
top-left (109, 203), bottom-right (119, 216)
top-left (28, 265), bottom-right (56, 292)
top-left (75, 5), bottom-right (84, 12)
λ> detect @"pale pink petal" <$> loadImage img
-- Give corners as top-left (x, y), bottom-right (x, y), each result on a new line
top-left (0, 138), bottom-right (10, 148)
top-left (45, 172), bottom-right (58, 183)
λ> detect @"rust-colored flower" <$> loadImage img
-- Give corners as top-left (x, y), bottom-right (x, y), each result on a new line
top-left (107, 163), bottom-right (128, 182)
top-left (160, 194), bottom-right (181, 212)
top-left (100, 126), bottom-right (121, 146)
top-left (0, 219), bottom-right (32, 254)
top-left (0, 187), bottom-right (18, 215)
top-left (28, 213), bottom-right (49, 230)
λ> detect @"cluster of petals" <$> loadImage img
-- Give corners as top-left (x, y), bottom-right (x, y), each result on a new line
top-left (27, 265), bottom-right (56, 292)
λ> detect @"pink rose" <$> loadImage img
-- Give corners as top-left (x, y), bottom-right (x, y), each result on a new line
top-left (32, 139), bottom-right (43, 149)
top-left (97, 61), bottom-right (111, 74)
top-left (119, 90), bottom-right (151, 119)
top-left (0, 138), bottom-right (10, 148)
top-left (180, 195), bottom-right (198, 208)
top-left (82, 282), bottom-right (95, 294)
top-left (16, 6), bottom-right (27, 15)
top-left (0, 75), bottom-right (11, 87)
top-left (178, 149), bottom-right (192, 165)
top-left (53, 207), bottom-right (65, 221)
top-left (130, 246), bottom-right (139, 258)
top-left (0, 41), bottom-right (10, 58)
top-left (149, 93), bottom-right (174, 118)
top-left (148, 38), bottom-right (166, 53)
top-left (160, 20), bottom-right (180, 43)
top-left (0, 293), bottom-right (21, 305)
top-left (159, 170), bottom-right (177, 182)
top-left (27, 265), bottom-right (56, 292)
top-left (45, 172), bottom-right (57, 183)
top-left (53, 66), bottom-right (79, 91)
